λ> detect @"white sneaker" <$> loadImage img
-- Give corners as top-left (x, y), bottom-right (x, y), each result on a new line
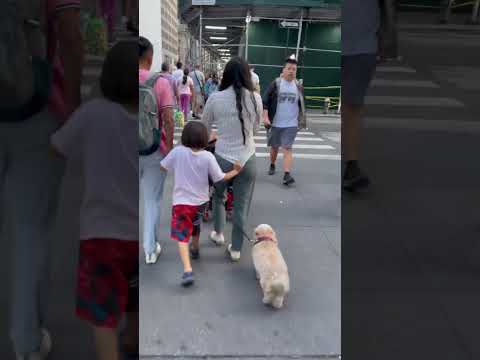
top-left (16, 328), bottom-right (52, 360)
top-left (209, 231), bottom-right (225, 246)
top-left (145, 242), bottom-right (162, 264)
top-left (227, 244), bottom-right (241, 262)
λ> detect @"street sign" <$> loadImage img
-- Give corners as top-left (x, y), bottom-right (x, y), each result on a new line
top-left (192, 0), bottom-right (216, 5)
top-left (279, 20), bottom-right (299, 28)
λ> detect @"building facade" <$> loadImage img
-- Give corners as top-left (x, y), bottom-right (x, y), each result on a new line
top-left (161, 0), bottom-right (179, 65)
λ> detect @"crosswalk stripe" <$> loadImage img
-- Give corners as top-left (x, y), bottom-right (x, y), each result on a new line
top-left (255, 153), bottom-right (340, 160)
top-left (175, 127), bottom-right (318, 136)
top-left (257, 130), bottom-right (315, 135)
top-left (256, 144), bottom-right (334, 149)
top-left (173, 133), bottom-right (325, 142)
top-left (254, 136), bottom-right (324, 141)
top-left (371, 79), bottom-right (439, 88)
top-left (365, 96), bottom-right (464, 107)
top-left (376, 66), bottom-right (416, 73)
top-left (83, 68), bottom-right (101, 77)
top-left (172, 140), bottom-right (334, 150)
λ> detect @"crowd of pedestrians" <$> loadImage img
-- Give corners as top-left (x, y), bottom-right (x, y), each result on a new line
top-left (138, 36), bottom-right (308, 289)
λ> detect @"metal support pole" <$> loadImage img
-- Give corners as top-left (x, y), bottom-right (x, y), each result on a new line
top-left (472, 0), bottom-right (480, 23)
top-left (296, 9), bottom-right (304, 60)
top-left (199, 7), bottom-right (203, 68)
top-left (245, 11), bottom-right (251, 61)
top-left (440, 0), bottom-right (454, 24)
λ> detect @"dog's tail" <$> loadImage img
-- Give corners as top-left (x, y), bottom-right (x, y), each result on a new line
top-left (270, 280), bottom-right (285, 296)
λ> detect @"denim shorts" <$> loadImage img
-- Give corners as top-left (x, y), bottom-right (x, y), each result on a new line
top-left (267, 126), bottom-right (298, 149)
top-left (341, 54), bottom-right (377, 106)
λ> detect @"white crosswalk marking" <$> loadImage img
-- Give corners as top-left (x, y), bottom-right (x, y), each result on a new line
top-left (366, 96), bottom-right (464, 107)
top-left (376, 66), bottom-right (416, 73)
top-left (366, 60), bottom-right (466, 129)
top-left (172, 127), bottom-right (339, 160)
top-left (371, 79), bottom-right (439, 88)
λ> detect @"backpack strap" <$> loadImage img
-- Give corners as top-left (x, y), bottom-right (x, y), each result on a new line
top-left (144, 72), bottom-right (163, 88)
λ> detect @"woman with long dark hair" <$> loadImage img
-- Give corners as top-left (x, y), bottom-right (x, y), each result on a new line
top-left (202, 57), bottom-right (263, 261)
top-left (176, 68), bottom-right (195, 121)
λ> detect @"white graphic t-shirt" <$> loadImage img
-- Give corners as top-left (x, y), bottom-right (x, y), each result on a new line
top-left (273, 79), bottom-right (299, 128)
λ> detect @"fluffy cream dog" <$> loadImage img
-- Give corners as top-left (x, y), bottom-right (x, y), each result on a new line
top-left (252, 224), bottom-right (290, 309)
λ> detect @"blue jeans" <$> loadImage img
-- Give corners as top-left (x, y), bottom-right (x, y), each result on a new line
top-left (140, 152), bottom-right (166, 255)
top-left (0, 110), bottom-right (64, 354)
top-left (213, 154), bottom-right (256, 252)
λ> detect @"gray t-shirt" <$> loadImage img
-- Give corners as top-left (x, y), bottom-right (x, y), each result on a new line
top-left (273, 79), bottom-right (299, 128)
top-left (189, 70), bottom-right (205, 92)
top-left (342, 0), bottom-right (381, 55)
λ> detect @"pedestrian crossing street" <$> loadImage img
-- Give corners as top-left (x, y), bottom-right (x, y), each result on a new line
top-left (173, 127), bottom-right (341, 161)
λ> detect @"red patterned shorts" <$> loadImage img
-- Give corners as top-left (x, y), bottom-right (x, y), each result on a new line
top-left (76, 238), bottom-right (138, 329)
top-left (171, 204), bottom-right (207, 243)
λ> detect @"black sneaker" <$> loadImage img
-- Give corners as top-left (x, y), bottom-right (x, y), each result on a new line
top-left (190, 247), bottom-right (200, 260)
top-left (283, 173), bottom-right (295, 186)
top-left (181, 272), bottom-right (194, 287)
top-left (342, 162), bottom-right (370, 192)
top-left (268, 164), bottom-right (276, 175)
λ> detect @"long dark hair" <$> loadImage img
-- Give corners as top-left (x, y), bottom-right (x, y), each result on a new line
top-left (219, 57), bottom-right (257, 145)
top-left (182, 68), bottom-right (189, 85)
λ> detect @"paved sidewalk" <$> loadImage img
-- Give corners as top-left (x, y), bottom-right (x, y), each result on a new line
top-left (139, 125), bottom-right (341, 358)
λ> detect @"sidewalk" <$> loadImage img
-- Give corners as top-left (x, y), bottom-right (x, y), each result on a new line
top-left (139, 126), bottom-right (341, 358)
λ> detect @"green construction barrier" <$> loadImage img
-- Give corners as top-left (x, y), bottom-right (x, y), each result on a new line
top-left (246, 19), bottom-right (340, 110)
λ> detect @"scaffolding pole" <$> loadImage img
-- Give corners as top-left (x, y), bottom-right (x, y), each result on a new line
top-left (245, 11), bottom-right (251, 61)
top-left (199, 7), bottom-right (203, 68)
top-left (473, 0), bottom-right (480, 23)
top-left (296, 9), bottom-right (304, 60)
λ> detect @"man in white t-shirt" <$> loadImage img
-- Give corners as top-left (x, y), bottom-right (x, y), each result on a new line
top-left (263, 57), bottom-right (306, 186)
top-left (172, 61), bottom-right (184, 83)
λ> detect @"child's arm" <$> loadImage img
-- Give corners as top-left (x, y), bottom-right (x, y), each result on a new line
top-left (160, 147), bottom-right (176, 172)
top-left (222, 161), bottom-right (242, 182)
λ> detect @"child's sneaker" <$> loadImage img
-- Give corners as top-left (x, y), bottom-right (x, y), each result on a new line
top-left (181, 272), bottom-right (194, 287)
top-left (16, 328), bottom-right (52, 360)
top-left (145, 242), bottom-right (162, 264)
top-left (227, 244), bottom-right (241, 262)
top-left (209, 231), bottom-right (225, 246)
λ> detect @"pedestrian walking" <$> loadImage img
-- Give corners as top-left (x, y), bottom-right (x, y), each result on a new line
top-left (189, 64), bottom-right (206, 118)
top-left (160, 121), bottom-right (242, 286)
top-left (204, 73), bottom-right (219, 102)
top-left (250, 65), bottom-right (261, 93)
top-left (172, 61), bottom-right (184, 83)
top-left (139, 37), bottom-right (175, 264)
top-left (160, 61), bottom-right (180, 106)
top-left (177, 69), bottom-right (196, 122)
top-left (341, 0), bottom-right (382, 191)
top-left (0, 1), bottom-right (83, 358)
top-left (51, 41), bottom-right (139, 360)
top-left (263, 56), bottom-right (307, 186)
top-left (202, 57), bottom-right (263, 261)
top-left (97, 0), bottom-right (116, 42)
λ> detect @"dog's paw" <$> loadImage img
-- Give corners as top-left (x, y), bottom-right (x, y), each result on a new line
top-left (272, 297), bottom-right (284, 309)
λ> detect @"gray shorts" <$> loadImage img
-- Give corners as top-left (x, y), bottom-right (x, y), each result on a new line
top-left (267, 126), bottom-right (298, 149)
top-left (341, 54), bottom-right (377, 106)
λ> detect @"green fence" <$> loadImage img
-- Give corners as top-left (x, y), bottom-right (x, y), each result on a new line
top-left (399, 0), bottom-right (477, 11)
top-left (246, 19), bottom-right (340, 110)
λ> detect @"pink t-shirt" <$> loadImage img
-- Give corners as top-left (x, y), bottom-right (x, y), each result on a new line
top-left (177, 76), bottom-right (194, 96)
top-left (47, 0), bottom-right (81, 122)
top-left (160, 145), bottom-right (225, 206)
top-left (139, 69), bottom-right (175, 155)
